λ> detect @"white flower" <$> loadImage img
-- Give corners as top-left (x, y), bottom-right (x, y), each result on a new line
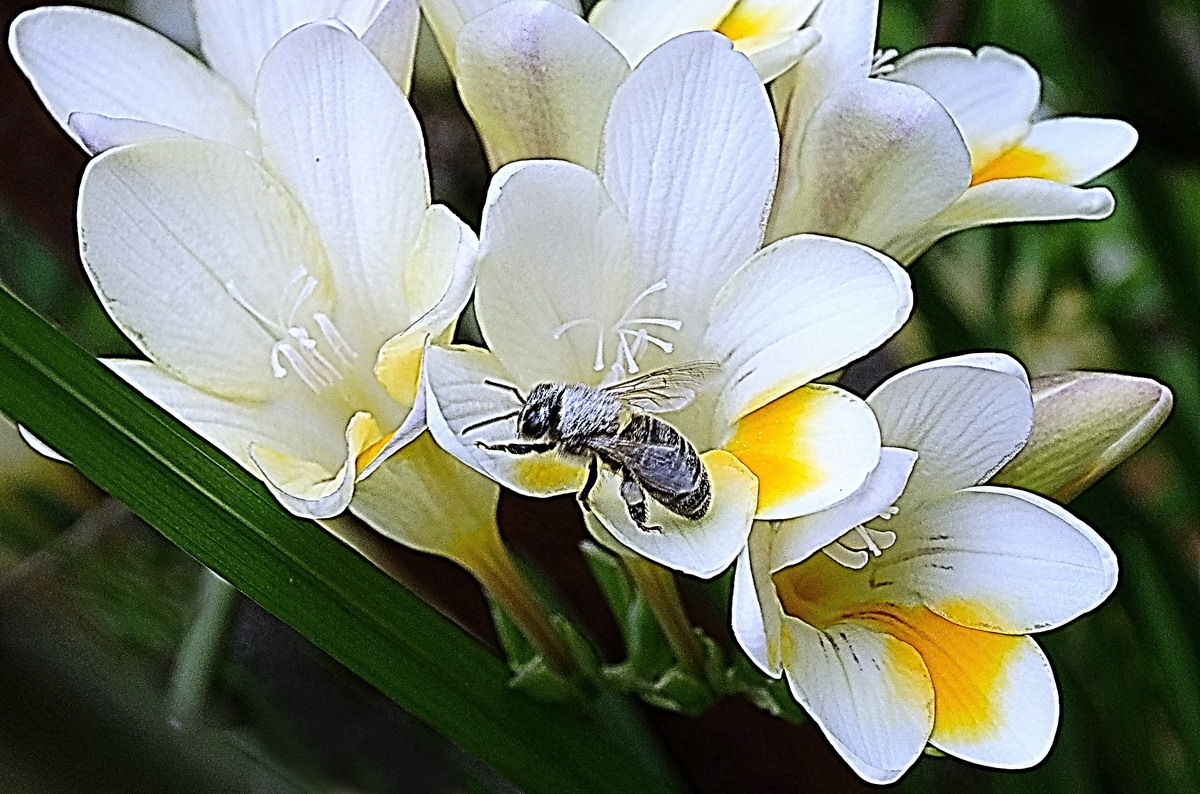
top-left (424, 33), bottom-right (912, 578)
top-left (421, 0), bottom-right (820, 168)
top-left (767, 0), bottom-right (1138, 263)
top-left (77, 22), bottom-right (476, 519)
top-left (732, 353), bottom-right (1118, 783)
top-left (10, 0), bottom-right (419, 154)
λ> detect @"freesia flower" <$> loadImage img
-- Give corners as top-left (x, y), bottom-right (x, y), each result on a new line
top-left (766, 0), bottom-right (1138, 263)
top-left (424, 32), bottom-right (912, 578)
top-left (421, 0), bottom-right (820, 168)
top-left (732, 353), bottom-right (1119, 783)
top-left (77, 22), bottom-right (475, 519)
top-left (10, 0), bottom-right (419, 154)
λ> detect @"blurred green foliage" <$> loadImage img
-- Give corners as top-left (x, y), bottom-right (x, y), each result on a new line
top-left (0, 0), bottom-right (1197, 791)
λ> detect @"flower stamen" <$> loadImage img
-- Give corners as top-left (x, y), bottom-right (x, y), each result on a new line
top-left (550, 280), bottom-right (683, 374)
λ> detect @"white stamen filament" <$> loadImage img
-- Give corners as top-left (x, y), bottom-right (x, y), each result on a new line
top-left (550, 280), bottom-right (683, 373)
top-left (822, 508), bottom-right (901, 570)
top-left (871, 48), bottom-right (900, 77)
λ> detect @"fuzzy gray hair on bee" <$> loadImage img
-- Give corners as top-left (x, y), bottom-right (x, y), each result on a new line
top-left (465, 363), bottom-right (720, 532)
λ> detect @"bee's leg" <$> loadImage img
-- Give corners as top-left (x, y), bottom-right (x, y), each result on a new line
top-left (476, 441), bottom-right (557, 455)
top-left (577, 457), bottom-right (599, 512)
top-left (620, 474), bottom-right (661, 533)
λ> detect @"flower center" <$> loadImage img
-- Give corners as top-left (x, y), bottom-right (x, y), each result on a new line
top-left (224, 267), bottom-right (358, 392)
top-left (551, 280), bottom-right (683, 378)
top-left (870, 48), bottom-right (900, 77)
top-left (822, 506), bottom-right (899, 569)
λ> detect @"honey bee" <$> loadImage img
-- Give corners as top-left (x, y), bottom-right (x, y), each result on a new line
top-left (464, 362), bottom-right (720, 531)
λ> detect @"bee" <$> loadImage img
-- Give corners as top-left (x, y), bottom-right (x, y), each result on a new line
top-left (464, 362), bottom-right (720, 532)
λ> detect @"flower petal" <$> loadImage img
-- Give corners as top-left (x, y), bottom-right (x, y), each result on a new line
top-left (868, 353), bottom-right (1033, 504)
top-left (475, 160), bottom-right (639, 385)
top-left (78, 138), bottom-right (330, 399)
top-left (250, 410), bottom-right (383, 518)
top-left (1016, 116), bottom-right (1138, 185)
top-left (103, 359), bottom-right (341, 470)
top-left (781, 616), bottom-right (934, 785)
top-left (589, 0), bottom-right (734, 66)
top-left (601, 32), bottom-right (779, 314)
top-left (705, 234), bottom-right (912, 421)
top-left (343, 0), bottom-right (421, 91)
top-left (889, 46), bottom-right (1040, 171)
top-left (402, 204), bottom-right (480, 339)
top-left (67, 112), bottom-right (191, 154)
top-left (424, 345), bottom-right (586, 496)
top-left (740, 28), bottom-right (821, 82)
top-left (879, 485), bottom-right (1118, 634)
top-left (770, 447), bottom-right (917, 571)
top-left (256, 21), bottom-right (429, 352)
top-left (589, 449), bottom-right (758, 578)
top-left (732, 522), bottom-right (785, 675)
top-left (890, 178), bottom-right (1115, 263)
top-left (859, 607), bottom-right (1058, 769)
top-left (456, 0), bottom-right (630, 169)
top-left (716, 0), bottom-right (821, 43)
top-left (769, 78), bottom-right (971, 251)
top-left (350, 433), bottom-right (502, 562)
top-left (10, 6), bottom-right (254, 153)
top-left (724, 384), bottom-right (882, 521)
top-left (193, 0), bottom-right (342, 101)
top-left (422, 0), bottom-right (582, 70)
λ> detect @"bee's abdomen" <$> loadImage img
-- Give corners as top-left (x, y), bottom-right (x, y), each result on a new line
top-left (626, 415), bottom-right (712, 520)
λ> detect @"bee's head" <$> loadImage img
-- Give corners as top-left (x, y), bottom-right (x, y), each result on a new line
top-left (517, 384), bottom-right (561, 439)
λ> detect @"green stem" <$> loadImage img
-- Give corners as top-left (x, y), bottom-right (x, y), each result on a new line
top-left (167, 566), bottom-right (240, 726)
top-left (469, 541), bottom-right (577, 678)
top-left (622, 557), bottom-right (705, 677)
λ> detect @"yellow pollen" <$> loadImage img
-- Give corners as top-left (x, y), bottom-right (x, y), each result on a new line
top-left (516, 457), bottom-right (583, 492)
top-left (971, 146), bottom-right (1065, 186)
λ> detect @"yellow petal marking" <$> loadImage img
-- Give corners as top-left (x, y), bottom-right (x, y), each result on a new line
top-left (723, 385), bottom-right (827, 515)
top-left (513, 457), bottom-right (585, 494)
top-left (716, 1), bottom-right (802, 42)
top-left (853, 604), bottom-right (1023, 742)
top-left (257, 412), bottom-right (384, 500)
top-left (971, 146), bottom-right (1067, 186)
top-left (374, 331), bottom-right (426, 406)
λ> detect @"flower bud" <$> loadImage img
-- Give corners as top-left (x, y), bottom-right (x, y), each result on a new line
top-left (992, 371), bottom-right (1172, 501)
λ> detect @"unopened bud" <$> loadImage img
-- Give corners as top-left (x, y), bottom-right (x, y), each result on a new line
top-left (992, 371), bottom-right (1172, 502)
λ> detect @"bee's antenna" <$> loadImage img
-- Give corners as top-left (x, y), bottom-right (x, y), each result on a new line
top-left (483, 379), bottom-right (526, 404)
top-left (463, 410), bottom-right (521, 434)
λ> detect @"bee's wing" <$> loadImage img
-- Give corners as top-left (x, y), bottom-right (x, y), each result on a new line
top-left (584, 436), bottom-right (700, 493)
top-left (602, 361), bottom-right (720, 414)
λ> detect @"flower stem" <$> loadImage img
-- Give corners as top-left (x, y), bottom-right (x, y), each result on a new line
top-left (622, 556), bottom-right (705, 677)
top-left (469, 539), bottom-right (577, 678)
top-left (167, 566), bottom-right (239, 726)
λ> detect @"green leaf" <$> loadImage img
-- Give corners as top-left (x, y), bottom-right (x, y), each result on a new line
top-left (0, 286), bottom-right (683, 794)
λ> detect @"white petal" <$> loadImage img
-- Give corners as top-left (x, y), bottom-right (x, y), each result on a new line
top-left (890, 178), bottom-right (1115, 263)
top-left (402, 205), bottom-right (480, 339)
top-left (18, 426), bottom-right (68, 464)
top-left (782, 617), bottom-right (934, 785)
top-left (601, 32), bottom-right (779, 315)
top-left (424, 345), bottom-right (586, 497)
top-left (731, 522), bottom-right (785, 675)
top-left (103, 359), bottom-right (342, 471)
top-left (475, 161), bottom-right (639, 385)
top-left (256, 21), bottom-right (429, 352)
top-left (1021, 116), bottom-right (1138, 185)
top-left (862, 608), bottom-right (1060, 769)
top-left (343, 0), bottom-right (420, 91)
top-left (589, 0), bottom-right (733, 66)
top-left (741, 27), bottom-right (821, 82)
top-left (10, 7), bottom-right (253, 153)
top-left (350, 433), bottom-right (502, 559)
top-left (868, 354), bottom-right (1033, 504)
top-left (67, 112), bottom-right (189, 154)
top-left (770, 447), bottom-right (917, 572)
top-left (456, 1), bottom-right (630, 169)
top-left (590, 449), bottom-right (758, 578)
top-left (881, 485), bottom-right (1119, 634)
top-left (889, 46), bottom-right (1040, 170)
top-left (422, 0), bottom-right (582, 70)
top-left (193, 0), bottom-right (341, 101)
top-left (769, 78), bottom-right (971, 251)
top-left (706, 234), bottom-right (912, 422)
top-left (250, 411), bottom-right (383, 519)
top-left (78, 139), bottom-right (331, 399)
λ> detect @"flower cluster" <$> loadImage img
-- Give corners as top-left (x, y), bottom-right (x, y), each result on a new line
top-left (10, 0), bottom-right (1169, 784)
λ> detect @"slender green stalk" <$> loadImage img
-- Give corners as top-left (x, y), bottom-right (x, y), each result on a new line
top-left (167, 567), bottom-right (240, 726)
top-left (622, 557), bottom-right (705, 677)
top-left (469, 539), bottom-right (577, 678)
